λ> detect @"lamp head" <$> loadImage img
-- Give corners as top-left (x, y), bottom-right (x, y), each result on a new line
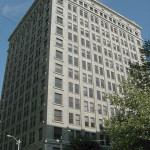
top-left (7, 135), bottom-right (12, 137)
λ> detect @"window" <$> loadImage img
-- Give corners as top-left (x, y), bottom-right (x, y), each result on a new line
top-left (85, 116), bottom-right (89, 127)
top-left (68, 68), bottom-right (73, 78)
top-left (56, 50), bottom-right (63, 60)
top-left (57, 7), bottom-right (63, 14)
top-left (75, 114), bottom-right (80, 125)
top-left (102, 93), bottom-right (105, 101)
top-left (84, 101), bottom-right (88, 111)
top-left (83, 87), bottom-right (87, 96)
top-left (68, 55), bottom-right (73, 64)
top-left (87, 63), bottom-right (91, 71)
top-left (99, 119), bottom-right (103, 130)
top-left (89, 88), bottom-right (93, 97)
top-left (108, 82), bottom-right (111, 90)
top-left (57, 16), bottom-right (63, 24)
top-left (69, 97), bottom-right (73, 108)
top-left (90, 102), bottom-right (94, 112)
top-left (55, 78), bottom-right (62, 89)
top-left (82, 60), bottom-right (86, 69)
top-left (69, 82), bottom-right (73, 92)
top-left (91, 118), bottom-right (95, 127)
top-left (68, 44), bottom-right (72, 52)
top-left (55, 93), bottom-right (62, 104)
top-left (74, 70), bottom-right (79, 80)
top-left (73, 6), bottom-right (77, 13)
top-left (101, 79), bottom-right (105, 88)
top-left (103, 106), bottom-right (107, 115)
top-left (69, 113), bottom-right (74, 124)
top-left (83, 73), bottom-right (87, 82)
top-left (57, 0), bottom-right (63, 5)
top-left (68, 32), bottom-right (72, 40)
top-left (54, 109), bottom-right (62, 121)
top-left (96, 78), bottom-right (100, 86)
top-left (54, 127), bottom-right (62, 140)
top-left (56, 38), bottom-right (63, 47)
top-left (88, 75), bottom-right (92, 84)
top-left (75, 98), bottom-right (80, 109)
top-left (56, 27), bottom-right (63, 35)
top-left (98, 104), bottom-right (102, 114)
top-left (97, 91), bottom-right (101, 100)
top-left (68, 23), bottom-right (72, 30)
top-left (55, 64), bottom-right (62, 74)
top-left (75, 84), bottom-right (79, 94)
top-left (74, 57), bottom-right (78, 66)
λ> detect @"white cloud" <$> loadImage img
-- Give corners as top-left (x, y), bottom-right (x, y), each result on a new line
top-left (2, 1), bottom-right (33, 19)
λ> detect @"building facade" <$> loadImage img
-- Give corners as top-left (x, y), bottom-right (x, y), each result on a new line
top-left (0, 0), bottom-right (142, 149)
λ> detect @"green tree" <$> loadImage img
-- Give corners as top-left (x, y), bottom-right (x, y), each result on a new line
top-left (105, 83), bottom-right (150, 150)
top-left (129, 40), bottom-right (150, 89)
top-left (66, 135), bottom-right (103, 150)
top-left (105, 41), bottom-right (150, 150)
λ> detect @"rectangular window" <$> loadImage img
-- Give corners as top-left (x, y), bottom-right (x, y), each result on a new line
top-left (57, 16), bottom-right (63, 24)
top-left (56, 38), bottom-right (63, 47)
top-left (55, 78), bottom-right (62, 89)
top-left (69, 97), bottom-right (73, 108)
top-left (97, 91), bottom-right (101, 100)
top-left (74, 57), bottom-right (78, 66)
top-left (82, 60), bottom-right (86, 69)
top-left (57, 0), bottom-right (63, 5)
top-left (91, 118), bottom-right (95, 127)
top-left (55, 64), bottom-right (63, 74)
top-left (75, 84), bottom-right (79, 94)
top-left (98, 104), bottom-right (102, 114)
top-left (96, 78), bottom-right (100, 86)
top-left (68, 55), bottom-right (73, 64)
top-left (75, 114), bottom-right (80, 125)
top-left (89, 88), bottom-right (93, 98)
top-left (54, 109), bottom-right (62, 121)
top-left (87, 63), bottom-right (91, 71)
top-left (75, 98), bottom-right (80, 109)
top-left (83, 87), bottom-right (87, 96)
top-left (103, 106), bottom-right (107, 115)
top-left (56, 27), bottom-right (63, 35)
top-left (83, 73), bottom-right (87, 82)
top-left (57, 7), bottom-right (63, 14)
top-left (54, 127), bottom-right (62, 140)
top-left (108, 82), bottom-right (112, 90)
top-left (85, 116), bottom-right (89, 126)
top-left (68, 68), bottom-right (73, 78)
top-left (69, 82), bottom-right (73, 92)
top-left (69, 113), bottom-right (74, 124)
top-left (84, 101), bottom-right (88, 111)
top-left (99, 67), bottom-right (103, 75)
top-left (74, 70), bottom-right (79, 80)
top-left (56, 50), bottom-right (63, 60)
top-left (55, 93), bottom-right (62, 104)
top-left (68, 32), bottom-right (72, 40)
top-left (90, 102), bottom-right (94, 112)
top-left (101, 80), bottom-right (104, 88)
top-left (88, 75), bottom-right (92, 84)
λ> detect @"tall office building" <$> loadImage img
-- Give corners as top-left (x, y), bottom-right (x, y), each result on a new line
top-left (0, 0), bottom-right (142, 149)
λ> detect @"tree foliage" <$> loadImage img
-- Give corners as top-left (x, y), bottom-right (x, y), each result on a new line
top-left (129, 40), bottom-right (150, 89)
top-left (105, 41), bottom-right (150, 150)
top-left (66, 135), bottom-right (103, 150)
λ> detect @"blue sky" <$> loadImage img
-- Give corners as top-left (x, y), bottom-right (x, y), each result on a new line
top-left (0, 0), bottom-right (150, 96)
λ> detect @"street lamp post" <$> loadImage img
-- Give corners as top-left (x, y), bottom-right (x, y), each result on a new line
top-left (7, 135), bottom-right (21, 150)
top-left (57, 130), bottom-right (70, 150)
